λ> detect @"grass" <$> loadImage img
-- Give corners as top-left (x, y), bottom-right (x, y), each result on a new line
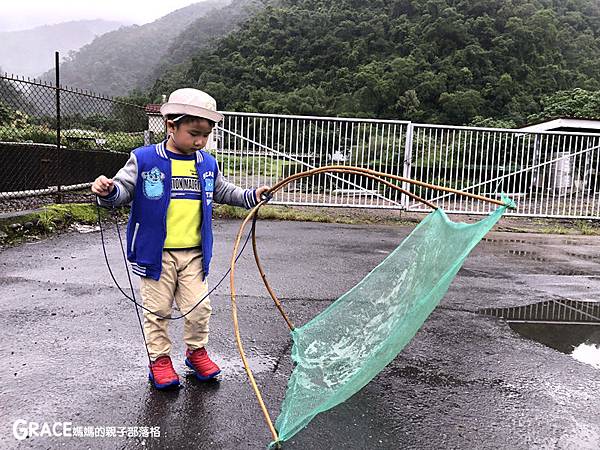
top-left (214, 204), bottom-right (417, 226)
top-left (215, 204), bottom-right (346, 223)
top-left (0, 203), bottom-right (128, 246)
top-left (1, 202), bottom-right (598, 248)
top-left (537, 219), bottom-right (600, 236)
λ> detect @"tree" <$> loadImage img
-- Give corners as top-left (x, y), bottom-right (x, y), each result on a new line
top-left (527, 88), bottom-right (600, 122)
top-left (0, 100), bottom-right (12, 125)
top-left (438, 89), bottom-right (484, 125)
top-left (142, 0), bottom-right (600, 125)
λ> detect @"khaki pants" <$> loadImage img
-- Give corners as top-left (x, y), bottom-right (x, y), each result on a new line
top-left (140, 248), bottom-right (212, 361)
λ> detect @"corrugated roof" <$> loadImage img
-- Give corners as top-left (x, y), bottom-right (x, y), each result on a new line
top-left (144, 104), bottom-right (162, 114)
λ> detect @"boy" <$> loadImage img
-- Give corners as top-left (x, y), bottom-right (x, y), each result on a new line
top-left (92, 88), bottom-right (269, 390)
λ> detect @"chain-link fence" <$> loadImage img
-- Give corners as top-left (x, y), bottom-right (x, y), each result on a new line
top-left (4, 57), bottom-right (599, 219)
top-left (0, 59), bottom-right (164, 212)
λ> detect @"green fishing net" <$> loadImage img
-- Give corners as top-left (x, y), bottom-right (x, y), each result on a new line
top-left (272, 199), bottom-right (514, 446)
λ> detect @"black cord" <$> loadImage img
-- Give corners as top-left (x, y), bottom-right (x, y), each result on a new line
top-left (95, 200), bottom-right (257, 320)
top-left (116, 218), bottom-right (153, 365)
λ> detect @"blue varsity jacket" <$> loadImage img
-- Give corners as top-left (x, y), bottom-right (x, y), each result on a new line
top-left (98, 141), bottom-right (257, 280)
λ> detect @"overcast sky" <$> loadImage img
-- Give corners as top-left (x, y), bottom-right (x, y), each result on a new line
top-left (0, 0), bottom-right (203, 32)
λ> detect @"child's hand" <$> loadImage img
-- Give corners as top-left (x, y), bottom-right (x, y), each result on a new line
top-left (255, 185), bottom-right (271, 203)
top-left (92, 175), bottom-right (115, 197)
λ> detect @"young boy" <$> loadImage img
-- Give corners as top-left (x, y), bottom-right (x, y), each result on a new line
top-left (92, 88), bottom-right (269, 390)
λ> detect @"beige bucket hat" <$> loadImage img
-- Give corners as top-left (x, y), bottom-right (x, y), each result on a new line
top-left (160, 88), bottom-right (224, 123)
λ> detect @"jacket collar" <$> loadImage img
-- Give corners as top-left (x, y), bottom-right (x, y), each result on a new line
top-left (155, 140), bottom-right (205, 163)
top-left (155, 141), bottom-right (168, 159)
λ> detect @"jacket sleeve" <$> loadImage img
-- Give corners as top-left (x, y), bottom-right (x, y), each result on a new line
top-left (213, 165), bottom-right (257, 209)
top-left (96, 152), bottom-right (138, 208)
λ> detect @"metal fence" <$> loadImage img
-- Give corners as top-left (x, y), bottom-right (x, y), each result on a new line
top-left (0, 61), bottom-right (160, 210)
top-left (407, 124), bottom-right (600, 217)
top-left (2, 66), bottom-right (600, 219)
top-left (216, 112), bottom-right (410, 209)
top-left (216, 112), bottom-right (600, 218)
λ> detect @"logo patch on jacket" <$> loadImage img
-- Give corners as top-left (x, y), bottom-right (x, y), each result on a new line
top-left (142, 167), bottom-right (165, 199)
top-left (203, 172), bottom-right (214, 205)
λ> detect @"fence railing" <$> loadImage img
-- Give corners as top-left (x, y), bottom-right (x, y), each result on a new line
top-left (2, 66), bottom-right (600, 219)
top-left (217, 112), bottom-right (600, 219)
top-left (406, 124), bottom-right (600, 217)
top-left (217, 112), bottom-right (410, 209)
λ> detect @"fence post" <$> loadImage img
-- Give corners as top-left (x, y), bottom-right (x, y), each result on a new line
top-left (401, 122), bottom-right (414, 208)
top-left (531, 135), bottom-right (540, 191)
top-left (55, 51), bottom-right (63, 203)
top-left (144, 130), bottom-right (154, 146)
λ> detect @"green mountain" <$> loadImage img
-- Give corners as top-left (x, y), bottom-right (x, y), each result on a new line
top-left (43, 1), bottom-right (234, 96)
top-left (143, 0), bottom-right (265, 97)
top-left (0, 20), bottom-right (126, 78)
top-left (150, 0), bottom-right (600, 125)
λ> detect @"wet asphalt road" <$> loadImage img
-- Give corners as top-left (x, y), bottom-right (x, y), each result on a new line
top-left (1, 218), bottom-right (600, 449)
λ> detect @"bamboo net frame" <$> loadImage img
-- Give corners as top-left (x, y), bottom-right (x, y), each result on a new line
top-left (228, 166), bottom-right (512, 446)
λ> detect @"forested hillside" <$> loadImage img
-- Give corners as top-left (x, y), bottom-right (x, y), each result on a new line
top-left (141, 0), bottom-right (265, 94)
top-left (149, 0), bottom-right (600, 125)
top-left (42, 1), bottom-right (236, 96)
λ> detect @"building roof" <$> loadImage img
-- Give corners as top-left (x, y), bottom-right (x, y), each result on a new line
top-left (144, 104), bottom-right (162, 115)
top-left (518, 117), bottom-right (600, 133)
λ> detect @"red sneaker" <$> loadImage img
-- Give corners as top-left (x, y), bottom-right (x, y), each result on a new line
top-left (185, 347), bottom-right (221, 381)
top-left (148, 356), bottom-right (180, 390)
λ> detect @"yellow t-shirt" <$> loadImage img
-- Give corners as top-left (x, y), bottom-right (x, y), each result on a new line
top-left (164, 153), bottom-right (202, 249)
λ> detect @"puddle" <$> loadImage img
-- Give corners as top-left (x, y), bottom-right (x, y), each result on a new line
top-left (562, 239), bottom-right (595, 246)
top-left (481, 299), bottom-right (600, 324)
top-left (481, 300), bottom-right (600, 370)
top-left (482, 237), bottom-right (528, 244)
top-left (571, 343), bottom-right (600, 369)
top-left (506, 249), bottom-right (547, 262)
top-left (387, 364), bottom-right (470, 387)
top-left (214, 348), bottom-right (278, 380)
top-left (483, 237), bottom-right (596, 247)
top-left (551, 270), bottom-right (594, 276)
top-left (508, 323), bottom-right (600, 370)
top-left (564, 252), bottom-right (600, 262)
